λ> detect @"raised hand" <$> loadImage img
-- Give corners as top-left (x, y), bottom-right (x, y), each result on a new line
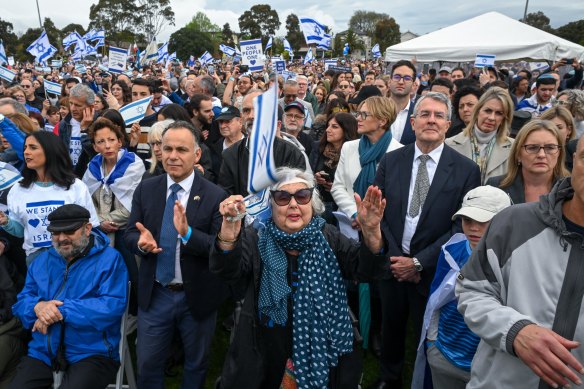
top-left (173, 200), bottom-right (189, 238)
top-left (355, 185), bottom-right (386, 231)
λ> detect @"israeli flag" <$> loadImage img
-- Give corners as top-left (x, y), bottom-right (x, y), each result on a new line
top-left (93, 29), bottom-right (105, 48)
top-left (119, 96), bottom-right (152, 125)
top-left (474, 54), bottom-right (496, 68)
top-left (317, 34), bottom-right (331, 50)
top-left (0, 65), bottom-right (16, 83)
top-left (303, 49), bottom-right (314, 65)
top-left (235, 46), bottom-right (241, 55)
top-left (62, 32), bottom-right (78, 51)
top-left (265, 37), bottom-right (273, 51)
top-left (299, 17), bottom-right (328, 45)
top-left (141, 40), bottom-right (158, 65)
top-left (44, 79), bottom-right (62, 95)
top-left (167, 52), bottom-right (177, 63)
top-left (83, 29), bottom-right (97, 41)
top-left (0, 41), bottom-right (7, 65)
top-left (343, 43), bottom-right (350, 56)
top-left (199, 51), bottom-right (213, 65)
top-left (247, 82), bottom-right (278, 194)
top-left (283, 38), bottom-right (293, 56)
top-left (157, 42), bottom-right (169, 63)
top-left (85, 44), bottom-right (98, 56)
top-left (219, 44), bottom-right (236, 57)
top-left (27, 31), bottom-right (58, 63)
top-left (372, 43), bottom-right (381, 58)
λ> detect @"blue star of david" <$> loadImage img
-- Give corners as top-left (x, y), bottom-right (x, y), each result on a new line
top-left (41, 216), bottom-right (49, 227)
top-left (137, 106), bottom-right (144, 113)
top-left (36, 43), bottom-right (45, 52)
top-left (314, 25), bottom-right (321, 35)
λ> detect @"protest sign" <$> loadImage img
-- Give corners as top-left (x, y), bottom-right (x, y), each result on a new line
top-left (108, 46), bottom-right (128, 74)
top-left (274, 60), bottom-right (286, 74)
top-left (475, 54), bottom-right (496, 68)
top-left (50, 60), bottom-right (62, 68)
top-left (240, 38), bottom-right (264, 72)
top-left (328, 65), bottom-right (351, 73)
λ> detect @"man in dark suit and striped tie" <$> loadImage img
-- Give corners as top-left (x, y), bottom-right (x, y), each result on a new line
top-left (364, 92), bottom-right (481, 389)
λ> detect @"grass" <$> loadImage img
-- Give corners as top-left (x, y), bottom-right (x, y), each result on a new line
top-left (128, 302), bottom-right (417, 389)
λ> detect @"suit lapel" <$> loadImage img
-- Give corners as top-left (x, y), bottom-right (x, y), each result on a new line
top-left (399, 145), bottom-right (415, 222)
top-left (153, 175), bottom-right (168, 241)
top-left (185, 173), bottom-right (204, 223)
top-left (417, 145), bottom-right (454, 226)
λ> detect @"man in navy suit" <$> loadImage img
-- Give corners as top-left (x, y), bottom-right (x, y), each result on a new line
top-left (389, 60), bottom-right (418, 145)
top-left (124, 121), bottom-right (228, 389)
top-left (366, 92), bottom-right (481, 389)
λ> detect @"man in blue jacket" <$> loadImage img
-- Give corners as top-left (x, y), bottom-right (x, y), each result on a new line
top-left (10, 204), bottom-right (128, 389)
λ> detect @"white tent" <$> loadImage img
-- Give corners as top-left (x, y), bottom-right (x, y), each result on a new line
top-left (385, 12), bottom-right (584, 63)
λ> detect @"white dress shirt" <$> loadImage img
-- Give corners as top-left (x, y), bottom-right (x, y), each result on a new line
top-left (401, 143), bottom-right (444, 255)
top-left (390, 100), bottom-right (411, 143)
top-left (165, 171), bottom-right (195, 284)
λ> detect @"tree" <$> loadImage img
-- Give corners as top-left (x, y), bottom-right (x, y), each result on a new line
top-left (169, 26), bottom-right (215, 62)
top-left (349, 10), bottom-right (390, 37)
top-left (42, 18), bottom-right (61, 50)
top-left (61, 23), bottom-right (86, 37)
top-left (0, 18), bottom-right (19, 56)
top-left (135, 0), bottom-right (175, 41)
top-left (187, 12), bottom-right (219, 32)
top-left (285, 14), bottom-right (304, 52)
top-left (373, 17), bottom-right (400, 54)
top-left (332, 34), bottom-right (343, 57)
top-left (521, 11), bottom-right (553, 33)
top-left (89, 0), bottom-right (140, 46)
top-left (221, 23), bottom-right (236, 47)
top-left (556, 19), bottom-right (584, 46)
top-left (238, 4), bottom-right (280, 40)
top-left (345, 29), bottom-right (364, 55)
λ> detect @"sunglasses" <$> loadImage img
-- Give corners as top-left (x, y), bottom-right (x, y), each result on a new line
top-left (270, 188), bottom-right (314, 206)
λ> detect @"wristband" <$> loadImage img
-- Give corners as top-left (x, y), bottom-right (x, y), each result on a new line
top-left (180, 226), bottom-right (192, 244)
top-left (229, 76), bottom-right (235, 82)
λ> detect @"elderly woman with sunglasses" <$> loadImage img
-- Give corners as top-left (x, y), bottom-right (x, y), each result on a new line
top-left (486, 120), bottom-right (569, 204)
top-left (210, 167), bottom-right (386, 389)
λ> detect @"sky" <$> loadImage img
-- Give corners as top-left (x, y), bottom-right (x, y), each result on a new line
top-left (5, 0), bottom-right (580, 43)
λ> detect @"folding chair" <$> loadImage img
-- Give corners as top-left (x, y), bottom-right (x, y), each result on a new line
top-left (107, 282), bottom-right (137, 389)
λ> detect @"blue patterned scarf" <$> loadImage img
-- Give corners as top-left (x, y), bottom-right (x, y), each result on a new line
top-left (258, 216), bottom-right (353, 388)
top-left (352, 130), bottom-right (393, 198)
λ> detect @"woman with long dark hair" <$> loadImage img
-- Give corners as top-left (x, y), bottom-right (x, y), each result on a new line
top-left (0, 131), bottom-right (99, 264)
top-left (309, 112), bottom-right (358, 224)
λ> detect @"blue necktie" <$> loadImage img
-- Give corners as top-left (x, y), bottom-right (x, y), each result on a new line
top-left (156, 183), bottom-right (182, 286)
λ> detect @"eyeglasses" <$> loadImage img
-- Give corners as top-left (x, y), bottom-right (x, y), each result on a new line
top-left (20, 84), bottom-right (32, 88)
top-left (522, 144), bottom-right (560, 154)
top-left (331, 107), bottom-right (349, 113)
top-left (416, 111), bottom-right (448, 120)
top-left (353, 111), bottom-right (374, 120)
top-left (284, 113), bottom-right (305, 121)
top-left (270, 188), bottom-right (314, 206)
top-left (391, 74), bottom-right (414, 82)
top-left (338, 85), bottom-right (349, 89)
top-left (284, 94), bottom-right (297, 99)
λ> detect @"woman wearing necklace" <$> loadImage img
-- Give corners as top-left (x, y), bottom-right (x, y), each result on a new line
top-left (82, 118), bottom-right (144, 292)
top-left (446, 87), bottom-right (515, 184)
top-left (0, 131), bottom-right (99, 265)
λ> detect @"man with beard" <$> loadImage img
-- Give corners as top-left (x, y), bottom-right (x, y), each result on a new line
top-left (10, 204), bottom-right (128, 389)
top-left (187, 94), bottom-right (215, 142)
top-left (218, 91), bottom-right (306, 196)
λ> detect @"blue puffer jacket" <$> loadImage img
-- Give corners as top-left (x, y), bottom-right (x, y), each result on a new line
top-left (12, 229), bottom-right (128, 366)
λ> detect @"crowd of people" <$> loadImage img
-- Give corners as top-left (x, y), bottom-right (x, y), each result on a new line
top-left (0, 50), bottom-right (582, 389)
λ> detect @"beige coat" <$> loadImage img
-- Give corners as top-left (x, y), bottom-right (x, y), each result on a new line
top-left (445, 132), bottom-right (514, 184)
